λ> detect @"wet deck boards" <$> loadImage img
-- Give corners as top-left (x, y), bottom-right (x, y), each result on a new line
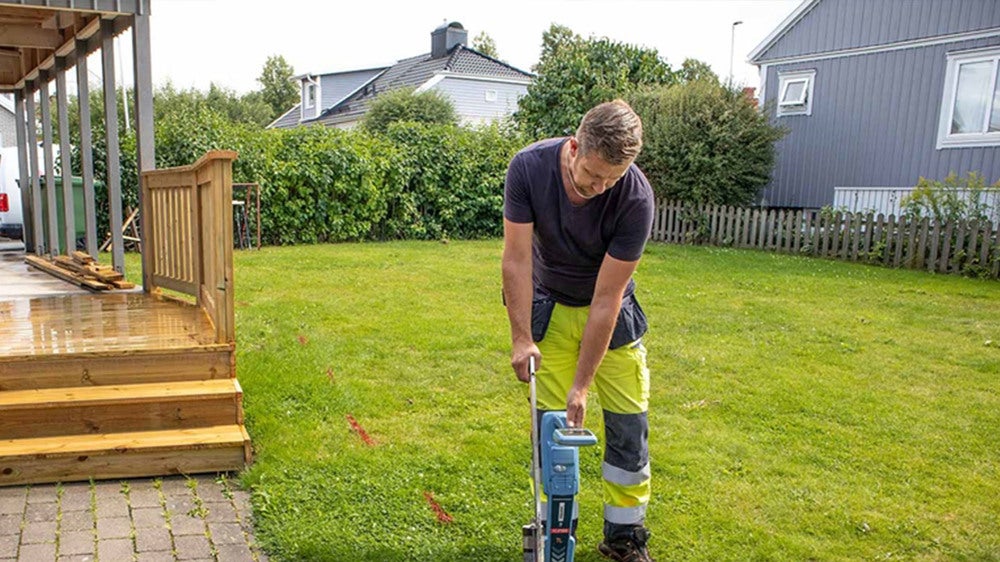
top-left (1, 251), bottom-right (216, 357)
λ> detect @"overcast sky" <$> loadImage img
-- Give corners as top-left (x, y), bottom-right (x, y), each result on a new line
top-left (137, 0), bottom-right (801, 95)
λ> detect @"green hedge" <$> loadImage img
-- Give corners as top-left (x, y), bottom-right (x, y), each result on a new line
top-left (99, 116), bottom-right (526, 245)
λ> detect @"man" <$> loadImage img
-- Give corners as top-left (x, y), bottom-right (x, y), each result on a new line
top-left (502, 99), bottom-right (655, 562)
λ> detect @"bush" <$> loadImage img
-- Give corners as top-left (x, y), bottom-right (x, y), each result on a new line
top-left (514, 24), bottom-right (675, 139)
top-left (628, 81), bottom-right (786, 205)
top-left (902, 172), bottom-right (1000, 223)
top-left (362, 88), bottom-right (457, 134)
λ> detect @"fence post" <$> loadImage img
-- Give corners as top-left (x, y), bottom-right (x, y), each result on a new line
top-left (916, 217), bottom-right (929, 269)
top-left (939, 221), bottom-right (954, 273)
top-left (893, 215), bottom-right (906, 267)
top-left (839, 212), bottom-right (851, 260)
top-left (851, 212), bottom-right (863, 261)
top-left (966, 219), bottom-right (980, 273)
top-left (951, 219), bottom-right (967, 272)
top-left (978, 220), bottom-right (992, 271)
top-left (882, 215), bottom-right (895, 266)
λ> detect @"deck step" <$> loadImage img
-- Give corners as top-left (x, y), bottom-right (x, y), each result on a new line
top-left (0, 425), bottom-right (251, 486)
top-left (0, 346), bottom-right (234, 390)
top-left (0, 379), bottom-right (243, 439)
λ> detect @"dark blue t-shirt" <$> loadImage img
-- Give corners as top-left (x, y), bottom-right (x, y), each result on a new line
top-left (503, 137), bottom-right (654, 307)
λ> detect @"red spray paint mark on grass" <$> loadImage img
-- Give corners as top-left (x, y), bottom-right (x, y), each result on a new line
top-left (423, 491), bottom-right (454, 524)
top-left (297, 334), bottom-right (308, 346)
top-left (346, 414), bottom-right (376, 446)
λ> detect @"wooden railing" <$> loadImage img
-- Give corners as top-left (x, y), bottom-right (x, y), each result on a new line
top-left (140, 151), bottom-right (238, 343)
top-left (651, 200), bottom-right (1000, 280)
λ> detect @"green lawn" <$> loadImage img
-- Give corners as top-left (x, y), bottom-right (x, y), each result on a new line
top-left (217, 241), bottom-right (1000, 561)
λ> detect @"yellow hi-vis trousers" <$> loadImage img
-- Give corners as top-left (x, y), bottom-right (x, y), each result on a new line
top-left (534, 301), bottom-right (651, 529)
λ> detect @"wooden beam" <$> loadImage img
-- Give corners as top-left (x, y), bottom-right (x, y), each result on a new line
top-left (0, 23), bottom-right (61, 49)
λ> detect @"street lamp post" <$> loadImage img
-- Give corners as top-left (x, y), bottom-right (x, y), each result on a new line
top-left (729, 20), bottom-right (743, 86)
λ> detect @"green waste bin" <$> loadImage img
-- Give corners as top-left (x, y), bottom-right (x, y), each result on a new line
top-left (39, 176), bottom-right (95, 250)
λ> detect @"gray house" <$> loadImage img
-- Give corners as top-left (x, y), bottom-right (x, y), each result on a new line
top-left (749, 0), bottom-right (1000, 212)
top-left (269, 22), bottom-right (532, 130)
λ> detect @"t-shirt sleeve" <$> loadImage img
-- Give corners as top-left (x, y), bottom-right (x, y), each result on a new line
top-left (607, 171), bottom-right (655, 262)
top-left (503, 153), bottom-right (534, 224)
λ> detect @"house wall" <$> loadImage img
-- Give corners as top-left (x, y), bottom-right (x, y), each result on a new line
top-left (760, 0), bottom-right (1000, 62)
top-left (432, 77), bottom-right (527, 126)
top-left (0, 109), bottom-right (15, 147)
top-left (760, 35), bottom-right (1000, 209)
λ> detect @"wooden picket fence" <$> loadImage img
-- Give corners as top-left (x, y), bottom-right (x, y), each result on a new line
top-left (650, 200), bottom-right (1000, 280)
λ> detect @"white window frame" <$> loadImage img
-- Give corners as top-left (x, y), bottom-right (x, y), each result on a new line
top-left (937, 46), bottom-right (1000, 149)
top-left (776, 69), bottom-right (815, 116)
top-left (305, 83), bottom-right (317, 109)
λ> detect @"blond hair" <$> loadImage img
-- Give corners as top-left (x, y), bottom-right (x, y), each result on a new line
top-left (575, 99), bottom-right (643, 165)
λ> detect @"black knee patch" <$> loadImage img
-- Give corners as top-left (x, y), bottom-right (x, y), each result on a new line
top-left (603, 410), bottom-right (649, 472)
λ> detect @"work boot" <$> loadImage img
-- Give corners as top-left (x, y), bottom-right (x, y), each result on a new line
top-left (598, 526), bottom-right (654, 562)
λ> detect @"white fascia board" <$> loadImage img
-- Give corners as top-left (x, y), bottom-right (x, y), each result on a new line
top-left (748, 0), bottom-right (820, 63)
top-left (414, 74), bottom-right (446, 94)
top-left (759, 26), bottom-right (1000, 66)
top-left (429, 72), bottom-right (533, 86)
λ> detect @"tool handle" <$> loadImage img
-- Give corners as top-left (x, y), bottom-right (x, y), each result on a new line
top-left (528, 355), bottom-right (543, 562)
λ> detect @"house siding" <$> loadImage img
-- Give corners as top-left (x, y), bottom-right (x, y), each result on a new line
top-left (759, 0), bottom-right (1000, 62)
top-left (0, 109), bottom-right (15, 147)
top-left (432, 77), bottom-right (528, 125)
top-left (761, 35), bottom-right (1000, 209)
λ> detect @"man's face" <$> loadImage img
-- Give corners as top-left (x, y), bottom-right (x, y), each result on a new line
top-left (566, 140), bottom-right (632, 199)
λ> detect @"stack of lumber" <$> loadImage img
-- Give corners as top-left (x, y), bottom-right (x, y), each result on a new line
top-left (25, 251), bottom-right (136, 291)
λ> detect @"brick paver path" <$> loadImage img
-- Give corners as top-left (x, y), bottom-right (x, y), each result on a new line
top-left (0, 475), bottom-right (267, 562)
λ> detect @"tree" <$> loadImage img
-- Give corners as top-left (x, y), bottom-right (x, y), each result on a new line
top-left (628, 81), bottom-right (786, 205)
top-left (514, 24), bottom-right (676, 138)
top-left (362, 88), bottom-right (457, 134)
top-left (258, 55), bottom-right (298, 119)
top-left (678, 58), bottom-right (719, 84)
top-left (472, 31), bottom-right (499, 59)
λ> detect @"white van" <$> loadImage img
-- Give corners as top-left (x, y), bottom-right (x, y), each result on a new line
top-left (0, 145), bottom-right (22, 239)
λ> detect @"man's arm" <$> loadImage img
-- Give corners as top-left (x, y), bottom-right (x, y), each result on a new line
top-left (502, 218), bottom-right (540, 383)
top-left (565, 253), bottom-right (639, 426)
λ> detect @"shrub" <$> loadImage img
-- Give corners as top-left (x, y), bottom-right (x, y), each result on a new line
top-left (628, 81), bottom-right (786, 205)
top-left (362, 88), bottom-right (457, 134)
top-left (901, 172), bottom-right (1000, 223)
top-left (514, 24), bottom-right (675, 139)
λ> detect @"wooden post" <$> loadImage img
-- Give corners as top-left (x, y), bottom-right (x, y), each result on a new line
top-left (979, 221), bottom-right (992, 272)
top-left (952, 219), bottom-right (967, 272)
top-left (102, 20), bottom-right (125, 274)
top-left (76, 41), bottom-right (99, 259)
top-left (828, 212), bottom-right (841, 258)
top-left (915, 217), bottom-right (929, 269)
top-left (861, 212), bottom-right (874, 262)
top-left (56, 57), bottom-right (76, 255)
top-left (839, 212), bottom-right (851, 260)
top-left (928, 218), bottom-right (940, 272)
top-left (939, 221), bottom-right (954, 273)
top-left (893, 215), bottom-right (906, 267)
top-left (40, 75), bottom-right (59, 256)
top-left (873, 214), bottom-right (885, 264)
top-left (905, 214), bottom-right (919, 268)
top-left (966, 219), bottom-right (980, 273)
top-left (851, 211), bottom-right (863, 261)
top-left (14, 89), bottom-right (34, 253)
top-left (882, 215), bottom-right (895, 266)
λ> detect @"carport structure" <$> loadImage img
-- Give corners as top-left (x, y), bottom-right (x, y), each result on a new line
top-left (0, 0), bottom-right (250, 485)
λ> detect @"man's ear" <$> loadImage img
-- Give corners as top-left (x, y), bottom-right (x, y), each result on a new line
top-left (568, 137), bottom-right (579, 158)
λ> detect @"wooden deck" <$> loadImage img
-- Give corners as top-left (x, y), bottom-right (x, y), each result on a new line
top-left (0, 248), bottom-right (249, 485)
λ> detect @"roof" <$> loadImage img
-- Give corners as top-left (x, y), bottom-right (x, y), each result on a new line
top-left (747, 0), bottom-right (818, 64)
top-left (0, 0), bottom-right (145, 91)
top-left (271, 44), bottom-right (532, 129)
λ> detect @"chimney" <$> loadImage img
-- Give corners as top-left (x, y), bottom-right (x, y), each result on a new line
top-left (431, 21), bottom-right (467, 59)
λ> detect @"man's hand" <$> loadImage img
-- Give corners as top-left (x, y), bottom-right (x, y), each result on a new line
top-left (511, 341), bottom-right (541, 383)
top-left (566, 384), bottom-right (588, 427)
